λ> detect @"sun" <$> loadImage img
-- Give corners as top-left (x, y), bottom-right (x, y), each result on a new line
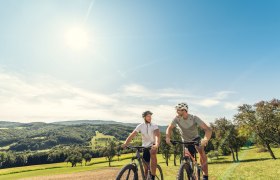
top-left (64, 26), bottom-right (89, 51)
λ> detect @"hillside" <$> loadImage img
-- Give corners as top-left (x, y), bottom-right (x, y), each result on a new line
top-left (51, 120), bottom-right (167, 132)
top-left (0, 120), bottom-right (167, 152)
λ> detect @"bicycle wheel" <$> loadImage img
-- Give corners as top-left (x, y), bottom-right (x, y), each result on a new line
top-left (155, 164), bottom-right (164, 180)
top-left (116, 164), bottom-right (138, 180)
top-left (193, 164), bottom-right (201, 180)
top-left (177, 162), bottom-right (192, 180)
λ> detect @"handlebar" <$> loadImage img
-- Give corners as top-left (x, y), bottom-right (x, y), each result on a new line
top-left (170, 140), bottom-right (200, 146)
top-left (125, 145), bottom-right (152, 150)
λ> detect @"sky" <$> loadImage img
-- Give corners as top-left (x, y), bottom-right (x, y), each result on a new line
top-left (0, 0), bottom-right (279, 125)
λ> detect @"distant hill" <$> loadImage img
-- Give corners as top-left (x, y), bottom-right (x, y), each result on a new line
top-left (51, 120), bottom-right (136, 126)
top-left (51, 120), bottom-right (167, 132)
top-left (0, 121), bottom-right (25, 128)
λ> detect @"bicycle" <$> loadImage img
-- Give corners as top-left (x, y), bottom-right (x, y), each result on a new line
top-left (171, 139), bottom-right (202, 180)
top-left (116, 145), bottom-right (164, 180)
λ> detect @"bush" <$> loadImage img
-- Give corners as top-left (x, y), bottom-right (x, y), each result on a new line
top-left (207, 150), bottom-right (219, 160)
top-left (256, 148), bottom-right (268, 153)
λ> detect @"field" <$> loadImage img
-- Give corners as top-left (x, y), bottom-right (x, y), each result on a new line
top-left (91, 131), bottom-right (116, 149)
top-left (0, 146), bottom-right (279, 180)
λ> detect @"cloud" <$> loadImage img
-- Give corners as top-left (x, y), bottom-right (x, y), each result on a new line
top-left (0, 69), bottom-right (239, 125)
top-left (196, 99), bottom-right (220, 107)
top-left (193, 91), bottom-right (236, 107)
top-left (224, 101), bottom-right (242, 110)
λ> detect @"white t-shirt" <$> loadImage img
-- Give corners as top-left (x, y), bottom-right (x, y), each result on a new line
top-left (134, 122), bottom-right (159, 147)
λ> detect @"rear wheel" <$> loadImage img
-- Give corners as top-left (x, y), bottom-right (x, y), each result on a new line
top-left (146, 164), bottom-right (164, 180)
top-left (155, 164), bottom-right (164, 180)
top-left (116, 164), bottom-right (138, 180)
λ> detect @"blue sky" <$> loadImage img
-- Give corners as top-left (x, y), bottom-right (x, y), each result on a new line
top-left (0, 0), bottom-right (279, 125)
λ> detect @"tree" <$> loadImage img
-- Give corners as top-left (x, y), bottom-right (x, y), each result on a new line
top-left (172, 129), bottom-right (182, 166)
top-left (14, 154), bottom-right (27, 167)
top-left (160, 134), bottom-right (171, 166)
top-left (234, 100), bottom-right (280, 160)
top-left (103, 140), bottom-right (116, 167)
top-left (83, 153), bottom-right (92, 166)
top-left (212, 118), bottom-right (246, 162)
top-left (0, 152), bottom-right (7, 168)
top-left (2, 152), bottom-right (16, 168)
top-left (116, 141), bottom-right (122, 161)
top-left (65, 152), bottom-right (83, 167)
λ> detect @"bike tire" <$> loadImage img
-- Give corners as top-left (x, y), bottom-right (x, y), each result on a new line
top-left (177, 162), bottom-right (192, 180)
top-left (155, 164), bottom-right (164, 180)
top-left (116, 164), bottom-right (138, 180)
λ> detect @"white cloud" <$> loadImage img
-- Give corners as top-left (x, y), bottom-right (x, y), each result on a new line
top-left (192, 91), bottom-right (235, 107)
top-left (224, 102), bottom-right (242, 110)
top-left (196, 99), bottom-right (220, 107)
top-left (0, 69), bottom-right (239, 125)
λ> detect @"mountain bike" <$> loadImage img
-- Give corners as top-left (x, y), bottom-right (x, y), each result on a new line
top-left (171, 139), bottom-right (202, 180)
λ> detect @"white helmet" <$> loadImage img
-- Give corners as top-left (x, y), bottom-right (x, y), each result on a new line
top-left (175, 102), bottom-right (188, 111)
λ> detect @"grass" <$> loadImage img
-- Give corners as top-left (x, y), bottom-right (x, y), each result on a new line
top-left (91, 131), bottom-right (116, 149)
top-left (0, 146), bottom-right (279, 180)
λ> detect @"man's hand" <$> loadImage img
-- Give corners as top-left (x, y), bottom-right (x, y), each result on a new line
top-left (200, 138), bottom-right (208, 147)
top-left (121, 143), bottom-right (128, 149)
top-left (151, 144), bottom-right (158, 153)
top-left (166, 136), bottom-right (171, 145)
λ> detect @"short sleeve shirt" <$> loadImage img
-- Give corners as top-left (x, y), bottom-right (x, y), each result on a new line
top-left (171, 114), bottom-right (203, 141)
top-left (134, 122), bottom-right (159, 147)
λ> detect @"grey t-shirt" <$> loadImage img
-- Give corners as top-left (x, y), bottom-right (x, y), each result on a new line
top-left (171, 114), bottom-right (204, 141)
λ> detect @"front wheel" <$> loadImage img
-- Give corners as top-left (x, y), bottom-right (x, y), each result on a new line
top-left (177, 162), bottom-right (192, 180)
top-left (116, 164), bottom-right (138, 180)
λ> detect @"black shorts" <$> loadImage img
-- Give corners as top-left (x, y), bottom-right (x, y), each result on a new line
top-left (185, 136), bottom-right (202, 157)
top-left (185, 144), bottom-right (197, 157)
top-left (143, 148), bottom-right (150, 163)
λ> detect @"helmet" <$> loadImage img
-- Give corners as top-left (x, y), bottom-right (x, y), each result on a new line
top-left (142, 110), bottom-right (153, 117)
top-left (175, 102), bottom-right (188, 111)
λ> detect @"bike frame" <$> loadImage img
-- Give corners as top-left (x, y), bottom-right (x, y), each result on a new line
top-left (172, 140), bottom-right (202, 179)
top-left (130, 147), bottom-right (151, 180)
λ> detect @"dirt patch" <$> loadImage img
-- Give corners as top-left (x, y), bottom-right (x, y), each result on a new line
top-left (20, 168), bottom-right (120, 180)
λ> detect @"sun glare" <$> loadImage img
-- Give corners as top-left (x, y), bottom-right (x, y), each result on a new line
top-left (64, 27), bottom-right (89, 51)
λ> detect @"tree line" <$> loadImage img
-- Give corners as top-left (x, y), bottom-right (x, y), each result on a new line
top-left (159, 99), bottom-right (280, 165)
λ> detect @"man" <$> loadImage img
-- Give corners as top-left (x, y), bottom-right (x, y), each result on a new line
top-left (166, 103), bottom-right (212, 180)
top-left (122, 111), bottom-right (160, 180)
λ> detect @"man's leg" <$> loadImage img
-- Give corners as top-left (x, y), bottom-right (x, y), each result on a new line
top-left (143, 163), bottom-right (148, 177)
top-left (196, 146), bottom-right (208, 177)
top-left (150, 148), bottom-right (157, 178)
top-left (143, 149), bottom-right (150, 177)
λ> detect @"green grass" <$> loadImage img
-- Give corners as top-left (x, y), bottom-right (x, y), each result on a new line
top-left (0, 146), bottom-right (279, 180)
top-left (91, 131), bottom-right (116, 149)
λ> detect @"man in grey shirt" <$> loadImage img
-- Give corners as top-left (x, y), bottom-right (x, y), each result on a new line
top-left (166, 102), bottom-right (212, 180)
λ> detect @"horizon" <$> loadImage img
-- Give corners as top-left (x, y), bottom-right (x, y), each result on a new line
top-left (0, 0), bottom-right (279, 125)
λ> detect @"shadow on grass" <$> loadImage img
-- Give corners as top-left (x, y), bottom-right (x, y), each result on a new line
top-left (0, 166), bottom-right (63, 176)
top-left (208, 157), bottom-right (273, 165)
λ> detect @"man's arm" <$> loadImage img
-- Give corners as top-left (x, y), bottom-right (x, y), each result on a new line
top-left (166, 124), bottom-right (175, 145)
top-left (199, 122), bottom-right (212, 147)
top-left (153, 129), bottom-right (160, 148)
top-left (122, 130), bottom-right (138, 148)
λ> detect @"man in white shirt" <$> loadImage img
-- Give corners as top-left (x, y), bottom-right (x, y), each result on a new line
top-left (122, 111), bottom-right (160, 180)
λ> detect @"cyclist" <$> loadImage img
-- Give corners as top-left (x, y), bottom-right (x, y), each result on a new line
top-left (122, 111), bottom-right (160, 180)
top-left (166, 103), bottom-right (212, 180)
